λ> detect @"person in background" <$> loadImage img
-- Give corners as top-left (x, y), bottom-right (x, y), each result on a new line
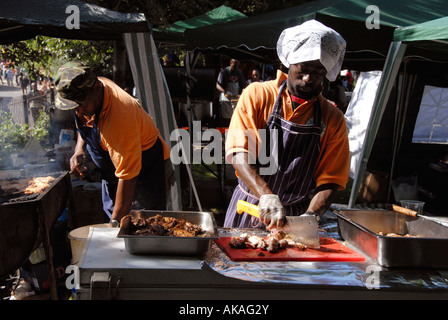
top-left (246, 68), bottom-right (263, 86)
top-left (54, 61), bottom-right (175, 225)
top-left (1, 62), bottom-right (5, 84)
top-left (39, 78), bottom-right (50, 94)
top-left (20, 74), bottom-right (29, 94)
top-left (224, 20), bottom-right (350, 229)
top-left (15, 65), bottom-right (20, 86)
top-left (162, 53), bottom-right (180, 67)
top-left (216, 59), bottom-right (246, 123)
top-left (346, 70), bottom-right (354, 91)
top-left (5, 67), bottom-right (14, 87)
top-left (326, 75), bottom-right (348, 114)
top-left (264, 65), bottom-right (276, 81)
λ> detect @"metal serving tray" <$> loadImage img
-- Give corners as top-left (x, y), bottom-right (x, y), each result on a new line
top-left (117, 210), bottom-right (219, 255)
top-left (335, 209), bottom-right (448, 268)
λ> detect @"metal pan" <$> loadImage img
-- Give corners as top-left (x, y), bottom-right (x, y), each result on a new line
top-left (335, 209), bottom-right (448, 268)
top-left (117, 210), bottom-right (219, 255)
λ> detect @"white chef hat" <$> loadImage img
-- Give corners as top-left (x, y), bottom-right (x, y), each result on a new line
top-left (276, 19), bottom-right (346, 81)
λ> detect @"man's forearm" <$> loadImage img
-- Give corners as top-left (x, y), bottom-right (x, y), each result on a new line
top-left (110, 176), bottom-right (138, 221)
top-left (306, 184), bottom-right (338, 217)
top-left (231, 152), bottom-right (273, 198)
top-left (232, 153), bottom-right (339, 217)
top-left (216, 83), bottom-right (225, 94)
top-left (74, 131), bottom-right (85, 153)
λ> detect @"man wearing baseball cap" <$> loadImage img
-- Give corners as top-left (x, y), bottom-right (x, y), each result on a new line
top-left (55, 61), bottom-right (174, 225)
top-left (224, 20), bottom-right (350, 229)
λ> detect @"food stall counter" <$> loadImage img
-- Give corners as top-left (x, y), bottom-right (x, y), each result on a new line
top-left (74, 220), bottom-right (448, 300)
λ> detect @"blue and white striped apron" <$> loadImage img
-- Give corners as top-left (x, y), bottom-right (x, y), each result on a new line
top-left (224, 80), bottom-right (321, 228)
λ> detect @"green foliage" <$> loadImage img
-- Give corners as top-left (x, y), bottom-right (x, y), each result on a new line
top-left (4, 36), bottom-right (114, 79)
top-left (0, 110), bottom-right (30, 168)
top-left (41, 37), bottom-right (114, 78)
top-left (0, 110), bottom-right (50, 168)
top-left (31, 110), bottom-right (50, 143)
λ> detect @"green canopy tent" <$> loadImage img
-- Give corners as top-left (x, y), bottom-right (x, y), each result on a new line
top-left (152, 5), bottom-right (246, 46)
top-left (348, 16), bottom-right (448, 211)
top-left (185, 0), bottom-right (448, 68)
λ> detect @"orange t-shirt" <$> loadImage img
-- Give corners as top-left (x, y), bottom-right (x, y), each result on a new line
top-left (225, 70), bottom-right (349, 190)
top-left (78, 77), bottom-right (170, 180)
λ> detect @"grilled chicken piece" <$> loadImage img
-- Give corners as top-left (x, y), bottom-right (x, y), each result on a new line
top-left (229, 233), bottom-right (248, 248)
top-left (246, 235), bottom-right (266, 249)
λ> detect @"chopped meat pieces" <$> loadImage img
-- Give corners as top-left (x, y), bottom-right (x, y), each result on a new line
top-left (229, 232), bottom-right (307, 253)
top-left (377, 231), bottom-right (416, 237)
top-left (126, 214), bottom-right (205, 237)
top-left (229, 235), bottom-right (248, 249)
top-left (265, 236), bottom-right (281, 253)
top-left (246, 235), bottom-right (266, 249)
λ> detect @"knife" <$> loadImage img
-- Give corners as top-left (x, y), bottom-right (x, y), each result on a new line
top-left (236, 200), bottom-right (320, 249)
top-left (390, 204), bottom-right (418, 217)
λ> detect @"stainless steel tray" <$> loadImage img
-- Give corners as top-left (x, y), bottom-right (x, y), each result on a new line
top-left (335, 209), bottom-right (448, 268)
top-left (117, 210), bottom-right (219, 255)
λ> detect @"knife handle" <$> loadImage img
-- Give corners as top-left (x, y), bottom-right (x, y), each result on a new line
top-left (391, 204), bottom-right (418, 217)
top-left (236, 200), bottom-right (260, 218)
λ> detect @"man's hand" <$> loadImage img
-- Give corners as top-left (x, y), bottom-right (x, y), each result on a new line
top-left (69, 151), bottom-right (88, 179)
top-left (259, 194), bottom-right (285, 229)
top-left (70, 131), bottom-right (87, 179)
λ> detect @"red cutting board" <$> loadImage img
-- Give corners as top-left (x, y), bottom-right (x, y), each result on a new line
top-left (215, 237), bottom-right (365, 262)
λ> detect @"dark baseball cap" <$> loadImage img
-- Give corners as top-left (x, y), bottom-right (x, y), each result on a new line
top-left (54, 61), bottom-right (97, 110)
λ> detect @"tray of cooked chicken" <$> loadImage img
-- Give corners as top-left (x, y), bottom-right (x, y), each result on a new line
top-left (118, 210), bottom-right (219, 255)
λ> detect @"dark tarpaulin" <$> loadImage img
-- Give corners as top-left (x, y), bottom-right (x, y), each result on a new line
top-left (0, 0), bottom-right (148, 44)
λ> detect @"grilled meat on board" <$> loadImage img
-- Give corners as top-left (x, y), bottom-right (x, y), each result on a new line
top-left (229, 230), bottom-right (307, 253)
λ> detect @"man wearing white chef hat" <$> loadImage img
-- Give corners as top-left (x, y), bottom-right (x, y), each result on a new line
top-left (224, 20), bottom-right (350, 229)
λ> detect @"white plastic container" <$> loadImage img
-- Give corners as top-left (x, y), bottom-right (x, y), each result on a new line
top-left (68, 223), bottom-right (112, 265)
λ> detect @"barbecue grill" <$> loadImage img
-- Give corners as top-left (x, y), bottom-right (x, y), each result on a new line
top-left (0, 171), bottom-right (74, 299)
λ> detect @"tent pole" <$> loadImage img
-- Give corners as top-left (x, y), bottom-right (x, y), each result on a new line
top-left (123, 32), bottom-right (186, 210)
top-left (387, 59), bottom-right (418, 202)
top-left (387, 70), bottom-right (404, 203)
top-left (348, 42), bottom-right (407, 208)
top-left (185, 51), bottom-right (203, 210)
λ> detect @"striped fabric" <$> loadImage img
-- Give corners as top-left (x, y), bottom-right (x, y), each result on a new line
top-left (123, 32), bottom-right (201, 211)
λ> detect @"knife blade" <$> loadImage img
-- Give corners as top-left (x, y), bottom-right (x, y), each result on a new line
top-left (236, 200), bottom-right (320, 249)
